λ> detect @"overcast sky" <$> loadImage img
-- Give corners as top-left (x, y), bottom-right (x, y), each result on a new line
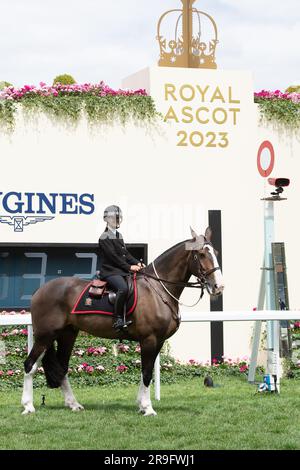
top-left (0, 0), bottom-right (299, 91)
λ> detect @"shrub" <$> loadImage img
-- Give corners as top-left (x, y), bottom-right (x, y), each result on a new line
top-left (285, 85), bottom-right (300, 94)
top-left (0, 81), bottom-right (12, 90)
top-left (53, 74), bottom-right (76, 85)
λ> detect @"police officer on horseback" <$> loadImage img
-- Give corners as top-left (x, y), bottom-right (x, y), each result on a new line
top-left (98, 205), bottom-right (143, 332)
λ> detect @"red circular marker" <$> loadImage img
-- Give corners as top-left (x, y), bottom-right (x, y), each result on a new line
top-left (257, 140), bottom-right (275, 177)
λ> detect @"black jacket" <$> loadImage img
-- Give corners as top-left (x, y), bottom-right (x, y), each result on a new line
top-left (98, 227), bottom-right (140, 279)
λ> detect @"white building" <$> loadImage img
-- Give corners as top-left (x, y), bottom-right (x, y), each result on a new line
top-left (0, 65), bottom-right (299, 363)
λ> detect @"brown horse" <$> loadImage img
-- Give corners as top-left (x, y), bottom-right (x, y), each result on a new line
top-left (21, 227), bottom-right (224, 416)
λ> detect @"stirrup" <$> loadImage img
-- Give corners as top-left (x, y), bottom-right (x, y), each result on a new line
top-left (113, 317), bottom-right (132, 331)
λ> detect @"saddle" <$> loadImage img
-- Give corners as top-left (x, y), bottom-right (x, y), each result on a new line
top-left (88, 279), bottom-right (108, 299)
top-left (87, 274), bottom-right (134, 306)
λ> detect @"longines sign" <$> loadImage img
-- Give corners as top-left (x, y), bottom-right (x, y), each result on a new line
top-left (0, 191), bottom-right (95, 232)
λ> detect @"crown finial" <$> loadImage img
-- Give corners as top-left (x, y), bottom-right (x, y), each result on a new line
top-left (157, 0), bottom-right (218, 69)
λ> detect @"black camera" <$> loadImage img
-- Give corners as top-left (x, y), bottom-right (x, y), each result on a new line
top-left (268, 178), bottom-right (290, 188)
top-left (268, 178), bottom-right (290, 197)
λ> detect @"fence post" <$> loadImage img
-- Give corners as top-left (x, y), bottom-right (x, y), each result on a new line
top-left (28, 325), bottom-right (34, 353)
top-left (154, 354), bottom-right (160, 400)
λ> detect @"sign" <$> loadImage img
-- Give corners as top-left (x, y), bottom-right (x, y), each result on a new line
top-left (257, 140), bottom-right (275, 177)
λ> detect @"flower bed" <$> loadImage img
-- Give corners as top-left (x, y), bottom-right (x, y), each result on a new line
top-left (0, 325), bottom-right (259, 390)
top-left (254, 90), bottom-right (300, 129)
top-left (1, 81), bottom-right (300, 132)
top-left (0, 81), bottom-right (160, 131)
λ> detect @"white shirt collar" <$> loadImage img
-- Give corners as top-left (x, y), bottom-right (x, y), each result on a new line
top-left (107, 225), bottom-right (117, 235)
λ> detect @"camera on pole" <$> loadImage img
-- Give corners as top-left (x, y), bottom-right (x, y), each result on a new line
top-left (267, 178), bottom-right (290, 199)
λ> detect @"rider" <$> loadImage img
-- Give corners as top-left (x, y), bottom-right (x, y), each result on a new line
top-left (98, 205), bottom-right (142, 331)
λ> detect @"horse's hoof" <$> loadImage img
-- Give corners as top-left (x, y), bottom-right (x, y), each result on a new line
top-left (70, 403), bottom-right (84, 411)
top-left (142, 408), bottom-right (157, 417)
top-left (22, 405), bottom-right (36, 415)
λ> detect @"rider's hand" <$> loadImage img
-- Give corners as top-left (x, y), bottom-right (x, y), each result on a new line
top-left (138, 262), bottom-right (146, 268)
top-left (130, 265), bottom-right (141, 272)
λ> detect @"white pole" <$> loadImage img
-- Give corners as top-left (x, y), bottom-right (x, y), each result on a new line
top-left (28, 325), bottom-right (34, 353)
top-left (264, 200), bottom-right (277, 376)
top-left (248, 261), bottom-right (265, 383)
top-left (154, 354), bottom-right (161, 400)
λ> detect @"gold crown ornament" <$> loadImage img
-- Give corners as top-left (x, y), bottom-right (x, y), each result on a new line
top-left (157, 0), bottom-right (218, 69)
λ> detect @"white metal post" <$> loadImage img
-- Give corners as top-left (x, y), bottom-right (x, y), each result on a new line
top-left (247, 263), bottom-right (265, 383)
top-left (28, 325), bottom-right (34, 353)
top-left (154, 354), bottom-right (161, 400)
top-left (264, 201), bottom-right (276, 360)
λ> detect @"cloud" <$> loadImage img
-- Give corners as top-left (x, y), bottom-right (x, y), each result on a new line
top-left (0, 0), bottom-right (299, 90)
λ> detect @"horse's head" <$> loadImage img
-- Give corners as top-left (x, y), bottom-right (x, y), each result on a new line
top-left (186, 227), bottom-right (225, 297)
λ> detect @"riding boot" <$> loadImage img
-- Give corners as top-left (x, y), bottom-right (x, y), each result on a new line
top-left (113, 291), bottom-right (132, 331)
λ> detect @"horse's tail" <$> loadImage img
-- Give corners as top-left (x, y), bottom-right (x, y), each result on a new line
top-left (42, 344), bottom-right (65, 389)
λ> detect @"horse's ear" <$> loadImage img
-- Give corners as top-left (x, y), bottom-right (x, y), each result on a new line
top-left (190, 226), bottom-right (198, 239)
top-left (205, 226), bottom-right (212, 242)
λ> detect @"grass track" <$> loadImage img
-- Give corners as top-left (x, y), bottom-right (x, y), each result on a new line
top-left (0, 377), bottom-right (299, 450)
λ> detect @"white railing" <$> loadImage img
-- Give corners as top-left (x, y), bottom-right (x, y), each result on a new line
top-left (0, 314), bottom-right (33, 351)
top-left (1, 311), bottom-right (300, 400)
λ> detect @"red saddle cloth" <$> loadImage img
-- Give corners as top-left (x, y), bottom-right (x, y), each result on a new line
top-left (71, 274), bottom-right (137, 316)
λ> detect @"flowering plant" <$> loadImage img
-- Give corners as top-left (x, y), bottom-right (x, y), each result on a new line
top-left (254, 89), bottom-right (300, 129)
top-left (0, 81), bottom-right (159, 132)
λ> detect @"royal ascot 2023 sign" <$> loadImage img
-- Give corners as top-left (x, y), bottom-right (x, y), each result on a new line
top-left (163, 83), bottom-right (241, 149)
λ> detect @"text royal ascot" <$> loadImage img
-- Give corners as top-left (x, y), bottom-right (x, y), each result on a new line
top-left (163, 83), bottom-right (241, 148)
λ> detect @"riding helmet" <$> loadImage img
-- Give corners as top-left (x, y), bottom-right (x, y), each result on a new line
top-left (103, 205), bottom-right (123, 223)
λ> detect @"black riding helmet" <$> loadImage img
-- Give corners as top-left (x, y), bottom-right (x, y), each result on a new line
top-left (103, 205), bottom-right (123, 226)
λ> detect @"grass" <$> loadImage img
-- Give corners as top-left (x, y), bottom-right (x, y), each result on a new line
top-left (0, 377), bottom-right (299, 450)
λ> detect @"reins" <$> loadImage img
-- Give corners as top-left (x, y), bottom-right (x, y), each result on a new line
top-left (136, 251), bottom-right (221, 308)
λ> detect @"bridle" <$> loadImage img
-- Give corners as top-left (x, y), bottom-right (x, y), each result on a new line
top-left (192, 250), bottom-right (221, 294)
top-left (138, 247), bottom-right (221, 307)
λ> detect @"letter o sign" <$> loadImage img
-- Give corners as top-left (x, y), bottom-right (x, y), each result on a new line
top-left (257, 140), bottom-right (275, 177)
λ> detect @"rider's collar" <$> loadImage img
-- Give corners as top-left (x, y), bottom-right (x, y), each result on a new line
top-left (107, 225), bottom-right (117, 236)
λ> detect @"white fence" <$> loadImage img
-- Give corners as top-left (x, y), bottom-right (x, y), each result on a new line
top-left (1, 311), bottom-right (300, 399)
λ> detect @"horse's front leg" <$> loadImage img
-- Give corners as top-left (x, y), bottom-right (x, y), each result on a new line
top-left (138, 336), bottom-right (163, 417)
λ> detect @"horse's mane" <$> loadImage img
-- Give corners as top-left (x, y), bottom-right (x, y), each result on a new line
top-left (145, 239), bottom-right (191, 271)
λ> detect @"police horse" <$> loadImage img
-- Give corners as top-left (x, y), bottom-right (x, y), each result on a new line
top-left (21, 227), bottom-right (224, 416)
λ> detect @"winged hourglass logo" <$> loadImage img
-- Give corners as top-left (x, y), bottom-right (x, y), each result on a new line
top-left (0, 216), bottom-right (54, 232)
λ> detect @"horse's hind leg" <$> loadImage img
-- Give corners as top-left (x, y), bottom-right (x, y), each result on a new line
top-left (138, 336), bottom-right (163, 417)
top-left (22, 340), bottom-right (47, 415)
top-left (56, 326), bottom-right (83, 411)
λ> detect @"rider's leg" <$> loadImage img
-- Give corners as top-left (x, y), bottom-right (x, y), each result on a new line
top-left (105, 275), bottom-right (131, 331)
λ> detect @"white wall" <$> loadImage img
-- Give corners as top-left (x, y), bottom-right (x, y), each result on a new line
top-left (1, 65), bottom-right (299, 362)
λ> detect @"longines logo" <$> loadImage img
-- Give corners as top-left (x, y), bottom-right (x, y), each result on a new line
top-left (0, 191), bottom-right (95, 232)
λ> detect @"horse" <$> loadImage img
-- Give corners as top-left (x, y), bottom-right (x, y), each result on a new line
top-left (21, 227), bottom-right (224, 416)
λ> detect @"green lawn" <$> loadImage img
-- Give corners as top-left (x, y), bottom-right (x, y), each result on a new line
top-left (0, 377), bottom-right (299, 450)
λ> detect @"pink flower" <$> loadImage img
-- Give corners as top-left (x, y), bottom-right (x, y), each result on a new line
top-left (7, 370), bottom-right (14, 376)
top-left (239, 364), bottom-right (248, 373)
top-left (85, 366), bottom-right (94, 374)
top-left (86, 346), bottom-right (107, 356)
top-left (117, 343), bottom-right (130, 353)
top-left (116, 364), bottom-right (128, 373)
top-left (0, 371), bottom-right (4, 376)
top-left (188, 359), bottom-right (197, 365)
top-left (135, 345), bottom-right (141, 353)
